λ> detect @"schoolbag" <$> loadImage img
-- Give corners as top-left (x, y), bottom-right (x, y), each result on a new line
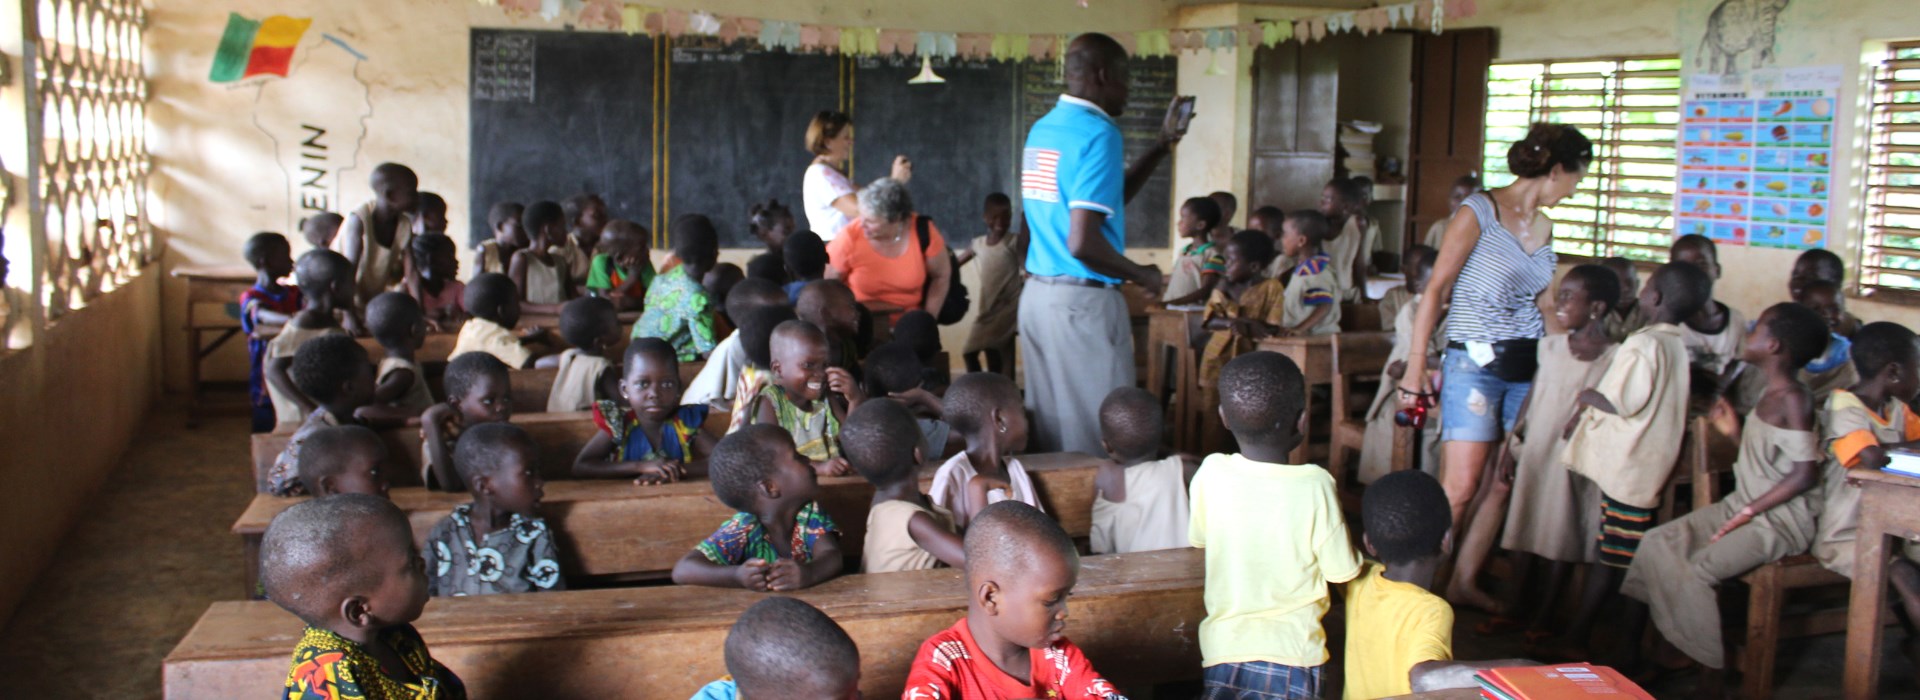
top-left (915, 215), bottom-right (971, 325)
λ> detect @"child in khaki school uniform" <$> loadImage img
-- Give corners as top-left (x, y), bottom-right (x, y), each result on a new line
top-left (1623, 303), bottom-right (1830, 692)
top-left (1549, 261), bottom-right (1710, 660)
top-left (547, 297), bottom-right (622, 413)
top-left (1671, 235), bottom-right (1747, 378)
top-left (1358, 245), bottom-right (1443, 484)
top-left (1089, 387), bottom-right (1196, 554)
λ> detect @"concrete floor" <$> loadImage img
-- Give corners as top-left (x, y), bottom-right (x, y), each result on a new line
top-left (0, 396), bottom-right (1913, 698)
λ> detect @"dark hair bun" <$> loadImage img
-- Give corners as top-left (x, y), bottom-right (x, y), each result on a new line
top-left (1506, 123), bottom-right (1594, 179)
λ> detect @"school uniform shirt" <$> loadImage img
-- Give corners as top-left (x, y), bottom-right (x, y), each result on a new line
top-left (1679, 302), bottom-right (1748, 375)
top-left (422, 504), bottom-right (564, 596)
top-left (1163, 240), bottom-right (1225, 303)
top-left (1089, 456), bottom-right (1190, 554)
top-left (963, 233), bottom-right (1024, 355)
top-left (264, 324), bottom-right (347, 426)
top-left (1341, 561), bottom-right (1453, 700)
top-left (522, 253), bottom-right (569, 305)
top-left (342, 200), bottom-right (415, 307)
top-left (1815, 389), bottom-right (1920, 578)
top-left (476, 241), bottom-right (511, 276)
top-left (684, 331), bottom-right (745, 407)
top-left (1565, 323), bottom-right (1692, 509)
top-left (559, 234), bottom-right (594, 281)
top-left (591, 400), bottom-right (708, 462)
top-left (451, 317), bottom-right (532, 369)
top-left (1377, 285), bottom-right (1412, 332)
top-left (862, 498), bottom-right (957, 573)
top-left (1283, 253), bottom-right (1342, 335)
top-left (930, 452), bottom-right (1043, 531)
top-left (695, 501), bottom-right (839, 565)
top-left (1423, 215), bottom-right (1452, 249)
top-left (1323, 217), bottom-right (1371, 303)
top-left (903, 618), bottom-right (1129, 700)
top-left (585, 252), bottom-right (654, 300)
top-left (633, 265), bottom-right (717, 362)
top-left (1188, 453), bottom-right (1362, 668)
top-left (377, 356), bottom-right (437, 416)
top-left (1199, 279), bottom-right (1286, 398)
top-left (282, 624), bottom-right (465, 700)
top-left (547, 348), bottom-right (612, 413)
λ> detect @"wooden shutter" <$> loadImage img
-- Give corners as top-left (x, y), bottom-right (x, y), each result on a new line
top-left (1862, 41), bottom-right (1920, 295)
top-left (1407, 29), bottom-right (1493, 251)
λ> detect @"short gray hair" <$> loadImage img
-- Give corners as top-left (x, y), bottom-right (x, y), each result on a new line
top-left (857, 178), bottom-right (914, 223)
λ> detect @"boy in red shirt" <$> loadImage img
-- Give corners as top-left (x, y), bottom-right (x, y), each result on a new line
top-left (903, 501), bottom-right (1127, 700)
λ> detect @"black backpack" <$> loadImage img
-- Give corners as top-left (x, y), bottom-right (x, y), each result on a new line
top-left (915, 215), bottom-right (971, 325)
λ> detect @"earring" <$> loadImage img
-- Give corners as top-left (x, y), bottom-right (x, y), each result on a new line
top-left (999, 423), bottom-right (1007, 434)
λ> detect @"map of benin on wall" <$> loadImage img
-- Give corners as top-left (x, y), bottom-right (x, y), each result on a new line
top-left (209, 13), bottom-right (372, 236)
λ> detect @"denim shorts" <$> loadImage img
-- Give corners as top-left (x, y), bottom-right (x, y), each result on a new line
top-left (1439, 346), bottom-right (1532, 443)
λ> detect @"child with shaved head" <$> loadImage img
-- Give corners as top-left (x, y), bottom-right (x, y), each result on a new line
top-left (296, 425), bottom-right (392, 498)
top-left (690, 597), bottom-right (861, 700)
top-left (672, 425), bottom-right (844, 590)
top-left (1090, 386), bottom-right (1196, 554)
top-left (904, 501), bottom-right (1127, 700)
top-left (261, 494), bottom-right (463, 697)
top-left (744, 320), bottom-right (863, 475)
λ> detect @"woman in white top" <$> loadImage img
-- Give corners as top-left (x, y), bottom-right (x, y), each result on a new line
top-left (801, 110), bottom-right (912, 241)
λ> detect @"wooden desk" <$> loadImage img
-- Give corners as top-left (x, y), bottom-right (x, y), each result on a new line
top-left (172, 264), bottom-right (258, 426)
top-left (233, 452), bottom-right (1100, 594)
top-left (251, 411), bottom-right (600, 492)
top-left (164, 547), bottom-right (1203, 700)
top-left (1258, 334), bottom-right (1337, 463)
top-left (1144, 307), bottom-right (1202, 450)
top-left (1843, 468), bottom-right (1920, 699)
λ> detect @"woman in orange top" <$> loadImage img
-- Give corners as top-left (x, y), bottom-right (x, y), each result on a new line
top-left (826, 177), bottom-right (953, 322)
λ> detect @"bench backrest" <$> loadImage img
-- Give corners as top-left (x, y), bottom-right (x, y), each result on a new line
top-left (163, 548), bottom-right (1204, 700)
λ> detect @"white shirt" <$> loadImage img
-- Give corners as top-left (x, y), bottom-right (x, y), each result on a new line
top-left (684, 331), bottom-right (745, 407)
top-left (803, 162), bottom-right (855, 241)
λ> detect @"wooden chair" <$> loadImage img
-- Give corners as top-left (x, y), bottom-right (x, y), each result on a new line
top-left (1326, 332), bottom-right (1395, 487)
top-left (1339, 301), bottom-right (1381, 332)
top-left (1657, 416), bottom-right (1722, 524)
top-left (1737, 554), bottom-right (1855, 700)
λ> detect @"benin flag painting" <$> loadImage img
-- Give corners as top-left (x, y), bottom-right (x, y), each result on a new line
top-left (208, 13), bottom-right (311, 82)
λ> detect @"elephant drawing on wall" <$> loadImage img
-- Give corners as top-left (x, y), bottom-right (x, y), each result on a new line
top-left (1697, 0), bottom-right (1790, 76)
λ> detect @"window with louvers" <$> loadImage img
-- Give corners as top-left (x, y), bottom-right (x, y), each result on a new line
top-left (1483, 57), bottom-right (1681, 262)
top-left (1862, 41), bottom-right (1920, 295)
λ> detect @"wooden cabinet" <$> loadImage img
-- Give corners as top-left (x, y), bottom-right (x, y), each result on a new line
top-left (1408, 29), bottom-right (1495, 250)
top-left (1249, 42), bottom-right (1339, 212)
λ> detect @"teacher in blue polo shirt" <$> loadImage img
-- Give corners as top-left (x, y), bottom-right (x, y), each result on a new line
top-left (1019, 32), bottom-right (1192, 454)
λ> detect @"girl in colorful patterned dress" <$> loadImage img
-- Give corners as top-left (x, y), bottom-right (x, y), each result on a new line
top-left (574, 338), bottom-right (716, 484)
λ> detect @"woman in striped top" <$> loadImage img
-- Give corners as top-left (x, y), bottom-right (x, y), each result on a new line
top-left (1396, 123), bottom-right (1595, 571)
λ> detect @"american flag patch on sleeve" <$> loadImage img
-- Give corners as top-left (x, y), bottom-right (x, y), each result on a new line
top-left (1022, 148), bottom-right (1061, 203)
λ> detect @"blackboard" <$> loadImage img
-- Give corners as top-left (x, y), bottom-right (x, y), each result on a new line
top-left (851, 56), bottom-right (1020, 245)
top-left (665, 38), bottom-right (839, 247)
top-left (469, 30), bottom-right (1175, 250)
top-left (1019, 57), bottom-right (1178, 248)
top-left (469, 30), bottom-right (655, 249)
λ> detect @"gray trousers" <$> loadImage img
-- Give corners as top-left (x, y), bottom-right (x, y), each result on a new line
top-left (1017, 281), bottom-right (1133, 455)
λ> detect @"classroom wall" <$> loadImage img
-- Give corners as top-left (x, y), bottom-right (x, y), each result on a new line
top-left (0, 268), bottom-right (162, 627)
top-left (147, 0), bottom-right (1189, 389)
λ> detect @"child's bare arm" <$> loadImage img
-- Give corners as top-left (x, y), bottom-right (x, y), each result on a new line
top-left (908, 512), bottom-right (966, 568)
top-left (373, 366), bottom-right (414, 404)
top-left (1713, 389), bottom-right (1820, 542)
top-left (352, 404), bottom-right (419, 429)
top-left (266, 356), bottom-right (315, 416)
top-left (1284, 303), bottom-right (1334, 336)
top-left (252, 307), bottom-right (294, 327)
top-left (419, 405), bottom-right (465, 492)
top-left (1411, 659), bottom-right (1538, 693)
top-left (571, 433), bottom-right (686, 483)
top-left (827, 367), bottom-right (866, 411)
top-left (671, 551), bottom-right (771, 590)
top-left (791, 534), bottom-right (844, 589)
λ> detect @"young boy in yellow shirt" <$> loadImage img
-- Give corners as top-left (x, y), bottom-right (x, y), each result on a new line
top-left (1345, 470), bottom-right (1530, 699)
top-left (1189, 351), bottom-right (1360, 697)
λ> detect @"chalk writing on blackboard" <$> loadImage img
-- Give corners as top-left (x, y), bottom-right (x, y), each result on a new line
top-left (474, 33), bottom-right (535, 102)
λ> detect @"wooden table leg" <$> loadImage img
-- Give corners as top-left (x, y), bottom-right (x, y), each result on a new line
top-left (1844, 490), bottom-right (1893, 699)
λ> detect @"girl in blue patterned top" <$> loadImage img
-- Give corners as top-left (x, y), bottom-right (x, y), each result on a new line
top-left (672, 424), bottom-right (844, 591)
top-left (574, 338), bottom-right (716, 484)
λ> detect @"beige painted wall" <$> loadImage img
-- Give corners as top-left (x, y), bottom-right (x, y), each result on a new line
top-left (0, 269), bottom-right (162, 627)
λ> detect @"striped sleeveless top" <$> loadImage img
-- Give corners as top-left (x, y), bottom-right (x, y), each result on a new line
top-left (1444, 193), bottom-right (1557, 343)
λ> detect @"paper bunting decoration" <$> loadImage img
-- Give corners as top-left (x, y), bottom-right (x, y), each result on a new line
top-left (914, 31), bottom-right (938, 57)
top-left (936, 32), bottom-right (957, 58)
top-left (1134, 29), bottom-right (1169, 57)
top-left (1027, 34), bottom-right (1057, 61)
top-left (1309, 17), bottom-right (1326, 41)
top-left (1457, 0), bottom-right (1478, 18)
top-left (799, 25), bottom-right (821, 50)
top-left (1294, 20), bottom-right (1310, 43)
top-left (878, 29), bottom-right (913, 56)
top-left (539, 0), bottom-right (562, 21)
top-left (818, 26), bottom-right (840, 51)
top-left (501, 0), bottom-right (539, 15)
top-left (689, 11), bottom-right (722, 35)
top-left (1267, 20), bottom-right (1297, 46)
top-left (575, 0), bottom-right (619, 29)
top-left (661, 9), bottom-right (687, 36)
top-left (1239, 23), bottom-right (1260, 48)
top-left (620, 4), bottom-right (643, 34)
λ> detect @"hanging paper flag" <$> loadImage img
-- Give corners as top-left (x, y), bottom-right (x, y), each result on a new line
top-left (1130, 30), bottom-right (1160, 57)
top-left (915, 31), bottom-right (938, 57)
top-left (662, 9), bottom-right (688, 36)
top-left (1263, 21), bottom-right (1287, 47)
top-left (1458, 0), bottom-right (1478, 18)
top-left (1112, 31), bottom-right (1136, 56)
top-left (1309, 17), bottom-right (1326, 41)
top-left (799, 24), bottom-right (821, 50)
top-left (562, 0), bottom-right (584, 16)
top-left (1294, 20), bottom-right (1310, 43)
top-left (818, 26), bottom-right (840, 52)
top-left (1028, 34), bottom-right (1056, 61)
top-left (208, 13), bottom-right (310, 83)
top-left (1202, 28), bottom-right (1224, 50)
top-left (540, 0), bottom-right (562, 21)
top-left (576, 0), bottom-right (619, 29)
top-left (1239, 23), bottom-right (1260, 48)
top-left (619, 4), bottom-right (643, 34)
top-left (1415, 0), bottom-right (1433, 27)
top-left (643, 10), bottom-right (663, 35)
top-left (689, 11), bottom-right (722, 35)
top-left (935, 32), bottom-right (958, 58)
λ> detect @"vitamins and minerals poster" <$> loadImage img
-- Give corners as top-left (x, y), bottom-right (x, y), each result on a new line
top-left (1676, 66), bottom-right (1841, 250)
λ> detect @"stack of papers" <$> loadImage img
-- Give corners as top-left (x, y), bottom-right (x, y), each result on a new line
top-left (1474, 665), bottom-right (1653, 700)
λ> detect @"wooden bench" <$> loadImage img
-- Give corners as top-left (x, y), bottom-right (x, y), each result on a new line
top-left (233, 452), bottom-right (1103, 594)
top-left (251, 411), bottom-right (606, 492)
top-left (164, 548), bottom-right (1205, 699)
